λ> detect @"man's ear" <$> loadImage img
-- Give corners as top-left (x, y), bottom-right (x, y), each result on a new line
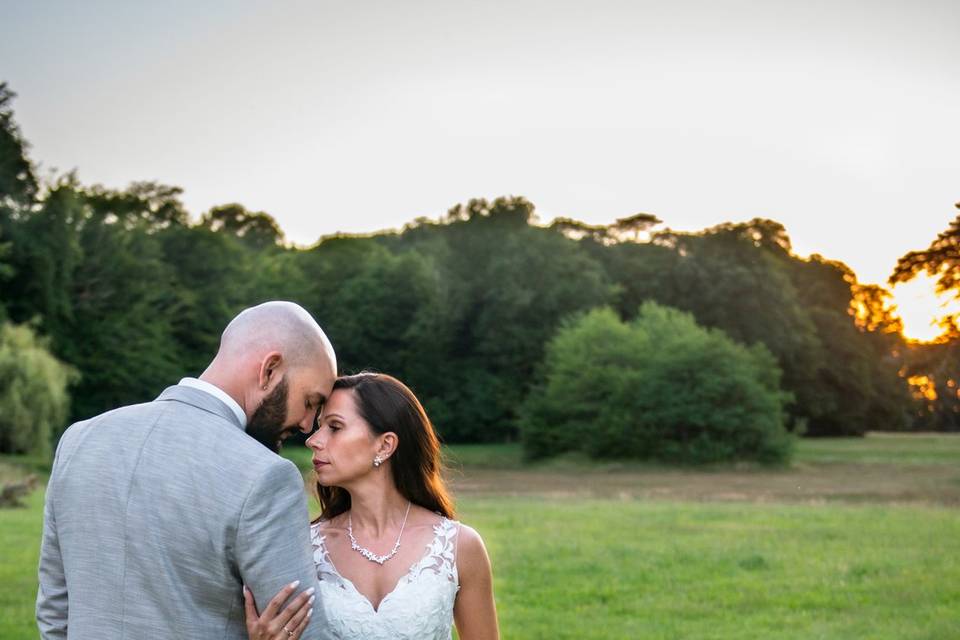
top-left (257, 352), bottom-right (283, 390)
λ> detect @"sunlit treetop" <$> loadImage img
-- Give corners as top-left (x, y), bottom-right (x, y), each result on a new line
top-left (890, 203), bottom-right (960, 343)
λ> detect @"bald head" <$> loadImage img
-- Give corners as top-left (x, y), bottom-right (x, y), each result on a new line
top-left (201, 301), bottom-right (338, 444)
top-left (218, 301), bottom-right (336, 374)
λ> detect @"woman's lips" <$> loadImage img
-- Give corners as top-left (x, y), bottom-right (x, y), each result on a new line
top-left (312, 460), bottom-right (330, 470)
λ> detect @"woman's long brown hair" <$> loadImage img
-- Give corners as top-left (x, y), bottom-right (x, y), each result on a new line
top-left (315, 373), bottom-right (455, 520)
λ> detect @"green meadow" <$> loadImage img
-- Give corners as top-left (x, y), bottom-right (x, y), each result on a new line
top-left (2, 435), bottom-right (959, 639)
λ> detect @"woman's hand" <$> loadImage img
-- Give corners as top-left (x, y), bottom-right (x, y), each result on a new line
top-left (243, 581), bottom-right (315, 640)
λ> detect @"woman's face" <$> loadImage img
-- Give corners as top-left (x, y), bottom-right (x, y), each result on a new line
top-left (306, 388), bottom-right (382, 487)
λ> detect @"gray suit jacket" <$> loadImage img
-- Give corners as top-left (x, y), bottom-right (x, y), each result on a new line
top-left (36, 385), bottom-right (323, 639)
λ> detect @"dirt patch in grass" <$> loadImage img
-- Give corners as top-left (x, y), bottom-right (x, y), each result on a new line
top-left (446, 463), bottom-right (960, 506)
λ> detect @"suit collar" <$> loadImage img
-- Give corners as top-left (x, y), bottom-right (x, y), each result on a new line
top-left (177, 377), bottom-right (247, 427)
top-left (156, 385), bottom-right (246, 431)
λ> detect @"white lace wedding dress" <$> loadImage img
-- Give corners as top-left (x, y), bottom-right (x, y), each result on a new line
top-left (310, 517), bottom-right (461, 639)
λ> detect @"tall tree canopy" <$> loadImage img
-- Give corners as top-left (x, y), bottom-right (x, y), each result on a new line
top-left (201, 203), bottom-right (285, 250)
top-left (0, 80), bottom-right (935, 444)
top-left (0, 84), bottom-right (37, 320)
top-left (0, 83), bottom-right (37, 214)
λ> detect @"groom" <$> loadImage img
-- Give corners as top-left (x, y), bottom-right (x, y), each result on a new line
top-left (36, 301), bottom-right (336, 639)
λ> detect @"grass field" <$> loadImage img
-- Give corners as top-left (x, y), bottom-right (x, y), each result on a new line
top-left (2, 434), bottom-right (959, 639)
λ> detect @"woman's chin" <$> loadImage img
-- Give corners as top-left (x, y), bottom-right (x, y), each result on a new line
top-left (314, 468), bottom-right (345, 487)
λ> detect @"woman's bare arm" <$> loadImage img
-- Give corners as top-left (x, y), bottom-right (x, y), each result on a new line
top-left (453, 525), bottom-right (500, 640)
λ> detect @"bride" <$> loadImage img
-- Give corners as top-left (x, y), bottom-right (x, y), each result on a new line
top-left (244, 372), bottom-right (500, 640)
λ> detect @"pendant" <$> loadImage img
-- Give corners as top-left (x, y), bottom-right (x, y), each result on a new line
top-left (350, 538), bottom-right (401, 565)
top-left (347, 501), bottom-right (412, 565)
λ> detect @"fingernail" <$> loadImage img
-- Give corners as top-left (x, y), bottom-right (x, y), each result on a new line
top-left (306, 587), bottom-right (316, 596)
top-left (309, 595), bottom-right (316, 605)
top-left (290, 580), bottom-right (301, 588)
top-left (307, 608), bottom-right (314, 618)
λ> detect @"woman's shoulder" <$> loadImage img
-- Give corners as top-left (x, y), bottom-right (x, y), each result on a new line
top-left (454, 522), bottom-right (485, 554)
top-left (451, 521), bottom-right (492, 585)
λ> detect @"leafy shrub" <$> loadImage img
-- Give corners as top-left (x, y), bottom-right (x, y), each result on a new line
top-left (519, 303), bottom-right (793, 463)
top-left (0, 322), bottom-right (76, 455)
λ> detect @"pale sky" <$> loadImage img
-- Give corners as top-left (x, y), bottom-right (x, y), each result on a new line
top-left (3, 0), bottom-right (958, 302)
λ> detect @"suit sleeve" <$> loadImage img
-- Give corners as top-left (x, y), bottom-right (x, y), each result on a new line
top-left (236, 459), bottom-right (323, 640)
top-left (36, 442), bottom-right (68, 639)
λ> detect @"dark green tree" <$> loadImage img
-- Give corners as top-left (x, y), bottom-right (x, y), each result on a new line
top-left (201, 203), bottom-right (285, 250)
top-left (0, 227), bottom-right (11, 321)
top-left (84, 181), bottom-right (189, 231)
top-left (520, 303), bottom-right (793, 463)
top-left (317, 245), bottom-right (447, 387)
top-left (548, 217), bottom-right (613, 244)
top-left (154, 223), bottom-right (254, 375)
top-left (585, 218), bottom-right (914, 435)
top-left (611, 212), bottom-right (662, 242)
top-left (786, 256), bottom-right (911, 434)
top-left (0, 83), bottom-right (37, 215)
top-left (622, 220), bottom-right (823, 431)
top-left (6, 179), bottom-right (182, 420)
top-left (0, 83), bottom-right (38, 320)
top-left (393, 197), bottom-right (616, 440)
top-left (3, 177), bottom-right (84, 334)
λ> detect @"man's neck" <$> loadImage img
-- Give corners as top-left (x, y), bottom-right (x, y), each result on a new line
top-left (199, 366), bottom-right (250, 421)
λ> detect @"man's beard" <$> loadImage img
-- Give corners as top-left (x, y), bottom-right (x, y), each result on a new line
top-left (246, 376), bottom-right (294, 453)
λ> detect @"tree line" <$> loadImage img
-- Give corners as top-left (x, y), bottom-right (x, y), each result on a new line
top-left (1, 82), bottom-right (957, 458)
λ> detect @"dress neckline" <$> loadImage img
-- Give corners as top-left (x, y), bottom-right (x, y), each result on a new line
top-left (313, 516), bottom-right (455, 613)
